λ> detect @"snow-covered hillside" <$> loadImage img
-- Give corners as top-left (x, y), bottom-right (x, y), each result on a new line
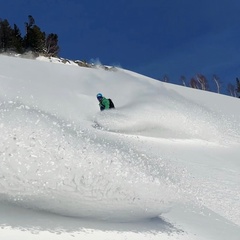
top-left (0, 54), bottom-right (239, 240)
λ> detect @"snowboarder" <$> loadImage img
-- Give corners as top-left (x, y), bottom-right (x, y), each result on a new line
top-left (96, 93), bottom-right (115, 111)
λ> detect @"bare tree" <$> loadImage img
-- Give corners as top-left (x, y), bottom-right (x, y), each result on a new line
top-left (236, 78), bottom-right (240, 98)
top-left (227, 83), bottom-right (237, 97)
top-left (44, 33), bottom-right (59, 56)
top-left (180, 75), bottom-right (187, 86)
top-left (212, 74), bottom-right (221, 94)
top-left (190, 77), bottom-right (200, 89)
top-left (163, 74), bottom-right (169, 83)
top-left (196, 74), bottom-right (208, 91)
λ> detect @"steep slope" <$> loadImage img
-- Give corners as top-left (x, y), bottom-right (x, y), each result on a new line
top-left (0, 55), bottom-right (239, 240)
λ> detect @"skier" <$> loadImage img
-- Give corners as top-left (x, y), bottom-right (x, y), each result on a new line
top-left (96, 93), bottom-right (115, 111)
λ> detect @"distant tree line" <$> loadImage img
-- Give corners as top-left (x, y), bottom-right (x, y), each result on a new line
top-left (0, 15), bottom-right (59, 56)
top-left (161, 74), bottom-right (240, 98)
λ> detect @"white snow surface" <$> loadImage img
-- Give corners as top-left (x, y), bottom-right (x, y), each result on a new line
top-left (0, 54), bottom-right (240, 240)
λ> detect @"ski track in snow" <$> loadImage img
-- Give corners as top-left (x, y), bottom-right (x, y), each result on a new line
top-left (0, 98), bottom-right (239, 226)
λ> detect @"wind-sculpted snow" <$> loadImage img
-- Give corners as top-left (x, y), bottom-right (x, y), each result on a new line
top-left (0, 101), bottom-right (186, 221)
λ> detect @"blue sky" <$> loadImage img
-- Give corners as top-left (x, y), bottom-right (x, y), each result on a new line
top-left (1, 0), bottom-right (240, 93)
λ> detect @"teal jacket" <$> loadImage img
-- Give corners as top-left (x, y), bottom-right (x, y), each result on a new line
top-left (99, 97), bottom-right (110, 111)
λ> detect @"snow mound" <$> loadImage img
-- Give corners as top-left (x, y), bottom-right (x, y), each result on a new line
top-left (0, 101), bottom-right (181, 221)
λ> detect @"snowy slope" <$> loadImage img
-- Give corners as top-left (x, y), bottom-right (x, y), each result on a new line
top-left (0, 54), bottom-right (239, 240)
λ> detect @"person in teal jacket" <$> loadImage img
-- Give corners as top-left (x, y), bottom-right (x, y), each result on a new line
top-left (96, 93), bottom-right (115, 111)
